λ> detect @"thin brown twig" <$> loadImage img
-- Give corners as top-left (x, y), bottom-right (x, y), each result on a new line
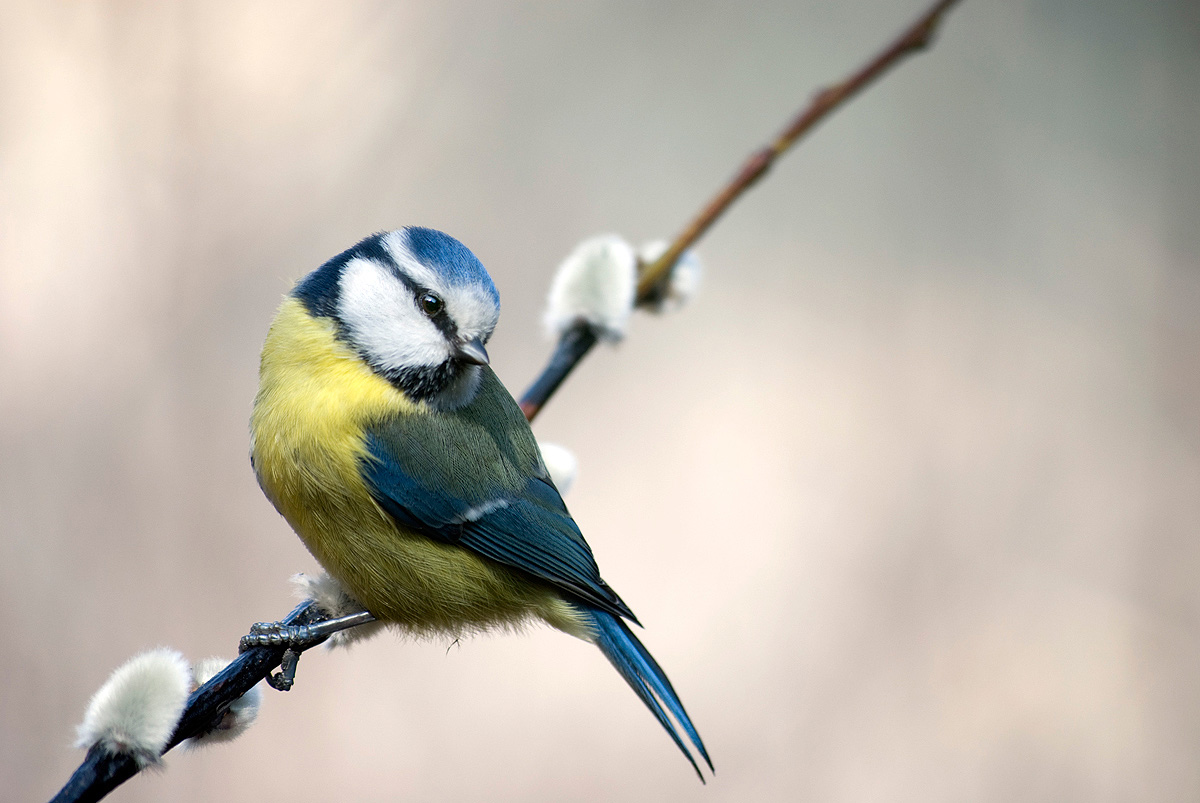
top-left (520, 0), bottom-right (963, 421)
top-left (635, 0), bottom-right (961, 301)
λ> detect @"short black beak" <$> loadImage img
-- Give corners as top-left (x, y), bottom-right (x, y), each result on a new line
top-left (455, 337), bottom-right (490, 366)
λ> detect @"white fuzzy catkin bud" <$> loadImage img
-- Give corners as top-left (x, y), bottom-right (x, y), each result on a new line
top-left (638, 240), bottom-right (703, 312)
top-left (538, 442), bottom-right (578, 495)
top-left (291, 572), bottom-right (386, 648)
top-left (181, 658), bottom-right (262, 748)
top-left (544, 235), bottom-right (637, 341)
top-left (75, 648), bottom-right (191, 767)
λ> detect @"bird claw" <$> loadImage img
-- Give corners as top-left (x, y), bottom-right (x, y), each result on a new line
top-left (239, 621), bottom-right (322, 692)
top-left (267, 648), bottom-right (300, 691)
top-left (237, 610), bottom-right (378, 691)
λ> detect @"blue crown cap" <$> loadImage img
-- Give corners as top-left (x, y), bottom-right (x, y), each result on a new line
top-left (404, 227), bottom-right (499, 305)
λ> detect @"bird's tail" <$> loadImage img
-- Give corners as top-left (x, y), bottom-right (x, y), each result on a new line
top-left (578, 605), bottom-right (713, 781)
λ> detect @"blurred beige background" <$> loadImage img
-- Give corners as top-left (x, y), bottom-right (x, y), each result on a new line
top-left (3, 1), bottom-right (1199, 801)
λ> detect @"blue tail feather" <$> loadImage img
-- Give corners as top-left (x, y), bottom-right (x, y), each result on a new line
top-left (580, 605), bottom-right (713, 781)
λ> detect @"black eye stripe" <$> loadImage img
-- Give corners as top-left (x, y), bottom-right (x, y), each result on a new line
top-left (409, 286), bottom-right (457, 340)
top-left (371, 260), bottom-right (460, 339)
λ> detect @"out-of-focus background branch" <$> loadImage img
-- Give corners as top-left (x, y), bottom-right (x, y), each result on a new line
top-left (520, 0), bottom-right (960, 422)
top-left (3, 2), bottom-right (1199, 801)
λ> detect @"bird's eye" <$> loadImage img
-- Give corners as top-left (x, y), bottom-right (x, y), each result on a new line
top-left (419, 292), bottom-right (443, 317)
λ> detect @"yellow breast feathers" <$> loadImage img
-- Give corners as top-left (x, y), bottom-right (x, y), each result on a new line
top-left (251, 295), bottom-right (417, 516)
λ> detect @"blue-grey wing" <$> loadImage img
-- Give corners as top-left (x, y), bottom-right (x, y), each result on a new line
top-left (360, 428), bottom-right (636, 622)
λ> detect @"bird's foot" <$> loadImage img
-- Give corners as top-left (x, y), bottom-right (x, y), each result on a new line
top-left (238, 622), bottom-right (320, 691)
top-left (239, 621), bottom-right (322, 652)
top-left (238, 610), bottom-right (378, 691)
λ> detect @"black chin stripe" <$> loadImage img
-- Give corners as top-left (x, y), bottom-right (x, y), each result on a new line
top-left (384, 361), bottom-right (462, 403)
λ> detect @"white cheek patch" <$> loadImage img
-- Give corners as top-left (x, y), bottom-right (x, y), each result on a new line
top-left (338, 257), bottom-right (450, 370)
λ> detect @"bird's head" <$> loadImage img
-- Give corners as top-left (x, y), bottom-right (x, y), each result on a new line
top-left (293, 227), bottom-right (500, 409)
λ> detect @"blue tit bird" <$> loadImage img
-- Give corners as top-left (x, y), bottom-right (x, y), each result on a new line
top-left (249, 227), bottom-right (711, 778)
